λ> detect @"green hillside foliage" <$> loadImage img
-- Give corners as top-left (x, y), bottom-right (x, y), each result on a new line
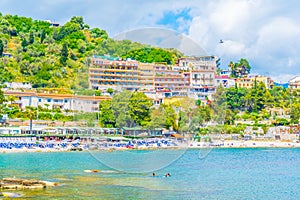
top-left (0, 13), bottom-right (182, 89)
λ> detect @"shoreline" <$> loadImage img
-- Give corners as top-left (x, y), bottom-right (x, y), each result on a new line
top-left (189, 140), bottom-right (300, 148)
top-left (1, 140), bottom-right (300, 153)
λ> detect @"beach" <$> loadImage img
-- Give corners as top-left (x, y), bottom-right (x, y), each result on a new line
top-left (190, 140), bottom-right (300, 148)
top-left (1, 137), bottom-right (300, 154)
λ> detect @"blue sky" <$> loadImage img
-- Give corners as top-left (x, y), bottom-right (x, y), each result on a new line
top-left (0, 0), bottom-right (299, 82)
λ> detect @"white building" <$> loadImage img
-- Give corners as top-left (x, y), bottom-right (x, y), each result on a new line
top-left (4, 82), bottom-right (32, 90)
top-left (178, 56), bottom-right (219, 100)
top-left (215, 75), bottom-right (235, 88)
top-left (289, 76), bottom-right (300, 89)
top-left (3, 91), bottom-right (110, 113)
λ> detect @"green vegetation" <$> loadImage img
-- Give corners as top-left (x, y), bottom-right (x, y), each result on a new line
top-left (229, 58), bottom-right (251, 78)
top-left (122, 47), bottom-right (182, 65)
top-left (0, 13), bottom-right (182, 88)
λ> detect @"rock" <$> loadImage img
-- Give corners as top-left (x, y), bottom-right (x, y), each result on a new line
top-left (0, 178), bottom-right (58, 190)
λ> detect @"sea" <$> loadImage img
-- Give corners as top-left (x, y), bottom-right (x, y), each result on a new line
top-left (1, 148), bottom-right (300, 199)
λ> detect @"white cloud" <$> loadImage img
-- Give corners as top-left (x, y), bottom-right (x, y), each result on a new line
top-left (1, 0), bottom-right (300, 82)
top-left (188, 0), bottom-right (300, 82)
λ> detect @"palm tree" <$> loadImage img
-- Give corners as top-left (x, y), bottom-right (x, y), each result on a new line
top-left (25, 106), bottom-right (36, 134)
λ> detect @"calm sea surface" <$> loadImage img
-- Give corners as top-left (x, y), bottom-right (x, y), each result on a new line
top-left (1, 148), bottom-right (300, 199)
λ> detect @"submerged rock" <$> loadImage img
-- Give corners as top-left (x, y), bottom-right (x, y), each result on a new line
top-left (0, 178), bottom-right (58, 190)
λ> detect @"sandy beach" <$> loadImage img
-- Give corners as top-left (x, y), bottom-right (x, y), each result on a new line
top-left (189, 140), bottom-right (300, 148)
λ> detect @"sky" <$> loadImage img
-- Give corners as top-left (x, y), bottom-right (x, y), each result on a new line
top-left (1, 0), bottom-right (300, 83)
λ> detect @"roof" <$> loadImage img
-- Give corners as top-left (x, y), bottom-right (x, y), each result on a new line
top-left (3, 91), bottom-right (111, 101)
top-left (289, 76), bottom-right (300, 83)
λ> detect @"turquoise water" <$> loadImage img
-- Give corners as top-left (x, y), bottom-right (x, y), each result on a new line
top-left (1, 148), bottom-right (300, 199)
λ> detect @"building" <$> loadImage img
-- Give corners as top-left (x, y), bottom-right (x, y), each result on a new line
top-left (215, 75), bottom-right (235, 88)
top-left (4, 82), bottom-right (32, 90)
top-left (138, 63), bottom-right (155, 90)
top-left (121, 127), bottom-right (163, 137)
top-left (89, 56), bottom-right (140, 91)
top-left (235, 75), bottom-right (274, 89)
top-left (289, 76), bottom-right (300, 89)
top-left (4, 91), bottom-right (110, 113)
top-left (44, 20), bottom-right (60, 27)
top-left (89, 55), bottom-right (220, 101)
top-left (178, 56), bottom-right (219, 100)
top-left (219, 69), bottom-right (231, 76)
top-left (154, 64), bottom-right (190, 96)
top-left (2, 52), bottom-right (13, 58)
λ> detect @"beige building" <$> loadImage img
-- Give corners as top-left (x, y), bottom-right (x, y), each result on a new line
top-left (89, 57), bottom-right (140, 91)
top-left (235, 75), bottom-right (274, 89)
top-left (88, 56), bottom-right (219, 100)
top-left (138, 63), bottom-right (155, 90)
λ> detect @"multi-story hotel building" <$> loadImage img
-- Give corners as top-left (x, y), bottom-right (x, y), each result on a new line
top-left (178, 56), bottom-right (219, 100)
top-left (154, 64), bottom-right (190, 94)
top-left (89, 56), bottom-right (140, 91)
top-left (138, 63), bottom-right (155, 90)
top-left (89, 55), bottom-right (219, 100)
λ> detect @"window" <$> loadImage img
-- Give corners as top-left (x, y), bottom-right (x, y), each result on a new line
top-left (64, 100), bottom-right (68, 103)
top-left (47, 99), bottom-right (51, 103)
top-left (38, 99), bottom-right (42, 102)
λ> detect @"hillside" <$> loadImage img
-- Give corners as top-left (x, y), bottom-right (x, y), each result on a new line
top-left (0, 13), bottom-right (183, 89)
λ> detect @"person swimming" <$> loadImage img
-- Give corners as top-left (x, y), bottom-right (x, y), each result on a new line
top-left (165, 173), bottom-right (171, 177)
top-left (152, 173), bottom-right (156, 177)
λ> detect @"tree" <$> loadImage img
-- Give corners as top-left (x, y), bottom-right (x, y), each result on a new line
top-left (0, 39), bottom-right (3, 57)
top-left (178, 111), bottom-right (189, 133)
top-left (129, 92), bottom-right (153, 126)
top-left (229, 58), bottom-right (251, 78)
top-left (91, 28), bottom-right (108, 39)
top-left (5, 95), bottom-right (17, 105)
top-left (99, 100), bottom-right (115, 128)
top-left (244, 81), bottom-right (267, 113)
top-left (226, 84), bottom-right (247, 111)
top-left (211, 85), bottom-right (227, 124)
top-left (25, 106), bottom-right (37, 134)
top-left (0, 86), bottom-right (4, 104)
top-left (111, 90), bottom-right (134, 128)
top-left (70, 16), bottom-right (86, 30)
top-left (147, 108), bottom-right (165, 129)
top-left (40, 30), bottom-right (46, 43)
top-left (29, 32), bottom-right (34, 44)
top-left (21, 38), bottom-right (28, 50)
top-left (60, 43), bottom-right (68, 65)
top-left (290, 102), bottom-right (300, 125)
top-left (198, 105), bottom-right (212, 125)
top-left (163, 104), bottom-right (178, 130)
top-left (107, 88), bottom-right (114, 95)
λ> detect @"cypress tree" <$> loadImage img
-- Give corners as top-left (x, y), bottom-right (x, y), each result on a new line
top-left (0, 39), bottom-right (3, 57)
top-left (29, 32), bottom-right (34, 44)
top-left (60, 43), bottom-right (68, 65)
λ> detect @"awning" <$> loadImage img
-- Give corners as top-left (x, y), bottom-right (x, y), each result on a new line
top-left (171, 133), bottom-right (184, 139)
